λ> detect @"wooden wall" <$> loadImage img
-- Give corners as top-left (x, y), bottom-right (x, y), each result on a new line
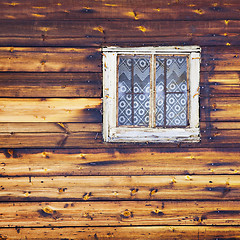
top-left (0, 0), bottom-right (240, 239)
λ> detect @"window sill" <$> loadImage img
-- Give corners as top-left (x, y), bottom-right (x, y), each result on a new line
top-left (107, 127), bottom-right (200, 143)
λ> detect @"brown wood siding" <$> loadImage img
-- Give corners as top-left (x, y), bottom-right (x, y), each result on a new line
top-left (0, 0), bottom-right (239, 239)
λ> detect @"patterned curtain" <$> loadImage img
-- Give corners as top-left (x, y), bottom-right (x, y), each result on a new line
top-left (118, 55), bottom-right (188, 128)
top-left (118, 56), bottom-right (150, 126)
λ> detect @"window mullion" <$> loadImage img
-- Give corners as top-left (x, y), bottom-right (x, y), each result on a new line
top-left (149, 54), bottom-right (155, 128)
top-left (163, 58), bottom-right (167, 128)
top-left (131, 58), bottom-right (134, 125)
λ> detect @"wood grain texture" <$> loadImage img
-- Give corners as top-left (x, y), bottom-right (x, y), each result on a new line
top-left (1, 47), bottom-right (240, 72)
top-left (0, 175), bottom-right (240, 201)
top-left (1, 226), bottom-right (240, 240)
top-left (0, 72), bottom-right (239, 97)
top-left (0, 121), bottom-right (237, 134)
top-left (0, 123), bottom-right (102, 133)
top-left (0, 129), bottom-right (239, 148)
top-left (0, 20), bottom-right (240, 47)
top-left (203, 71), bottom-right (240, 85)
top-left (0, 20), bottom-right (239, 38)
top-left (0, 72), bottom-right (102, 97)
top-left (0, 47), bottom-right (101, 72)
top-left (0, 201), bottom-right (240, 227)
top-left (201, 97), bottom-right (240, 121)
top-left (1, 0), bottom-right (240, 21)
top-left (0, 98), bottom-right (102, 122)
top-left (0, 97), bottom-right (239, 123)
top-left (0, 148), bottom-right (239, 176)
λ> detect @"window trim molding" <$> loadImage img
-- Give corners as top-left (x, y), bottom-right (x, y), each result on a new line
top-left (102, 46), bottom-right (201, 143)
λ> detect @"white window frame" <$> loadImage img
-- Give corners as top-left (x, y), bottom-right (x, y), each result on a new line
top-left (102, 46), bottom-right (201, 143)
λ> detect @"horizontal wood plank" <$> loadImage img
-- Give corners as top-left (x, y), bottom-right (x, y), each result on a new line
top-left (1, 226), bottom-right (240, 240)
top-left (0, 98), bottom-right (102, 122)
top-left (0, 201), bottom-right (240, 227)
top-left (1, 175), bottom-right (240, 201)
top-left (0, 121), bottom-right (238, 134)
top-left (0, 130), bottom-right (239, 148)
top-left (2, 35), bottom-right (240, 47)
top-left (200, 97), bottom-right (240, 121)
top-left (0, 72), bottom-right (239, 97)
top-left (0, 148), bottom-right (239, 176)
top-left (0, 72), bottom-right (102, 97)
top-left (0, 97), bottom-right (239, 123)
top-left (0, 123), bottom-right (102, 133)
top-left (203, 72), bottom-right (240, 85)
top-left (1, 20), bottom-right (240, 47)
top-left (1, 47), bottom-right (240, 72)
top-left (2, 20), bottom-right (239, 38)
top-left (0, 47), bottom-right (101, 72)
top-left (1, 0), bottom-right (240, 21)
top-left (0, 73), bottom-right (239, 97)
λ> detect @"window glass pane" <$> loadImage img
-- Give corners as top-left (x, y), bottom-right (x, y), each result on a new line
top-left (166, 57), bottom-right (188, 127)
top-left (118, 56), bottom-right (150, 126)
top-left (118, 57), bottom-right (132, 125)
top-left (155, 56), bottom-right (188, 128)
top-left (166, 93), bottom-right (187, 127)
top-left (155, 57), bottom-right (165, 127)
top-left (166, 57), bottom-right (187, 93)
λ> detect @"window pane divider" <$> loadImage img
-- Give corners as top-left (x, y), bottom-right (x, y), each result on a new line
top-left (149, 55), bottom-right (155, 128)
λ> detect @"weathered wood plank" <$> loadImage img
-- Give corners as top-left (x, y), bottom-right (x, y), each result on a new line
top-left (0, 72), bottom-right (239, 97)
top-left (0, 72), bottom-right (102, 97)
top-left (201, 121), bottom-right (240, 130)
top-left (0, 132), bottom-right (104, 148)
top-left (0, 129), bottom-right (239, 148)
top-left (0, 47), bottom-right (101, 72)
top-left (202, 71), bottom-right (240, 85)
top-left (1, 0), bottom-right (240, 21)
top-left (0, 97), bottom-right (239, 122)
top-left (0, 175), bottom-right (240, 201)
top-left (2, 35), bottom-right (240, 47)
top-left (1, 20), bottom-right (240, 47)
top-left (0, 121), bottom-right (238, 134)
top-left (200, 97), bottom-right (240, 121)
top-left (0, 98), bottom-right (102, 122)
top-left (201, 84), bottom-right (240, 97)
top-left (1, 47), bottom-right (240, 72)
top-left (1, 226), bottom-right (240, 240)
top-left (0, 123), bottom-right (102, 133)
top-left (0, 20), bottom-right (240, 38)
top-left (0, 201), bottom-right (240, 227)
top-left (0, 148), bottom-right (239, 176)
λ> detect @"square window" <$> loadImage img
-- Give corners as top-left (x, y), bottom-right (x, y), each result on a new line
top-left (102, 46), bottom-right (201, 142)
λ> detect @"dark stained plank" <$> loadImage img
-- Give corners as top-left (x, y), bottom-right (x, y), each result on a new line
top-left (1, 175), bottom-right (240, 201)
top-left (0, 72), bottom-right (102, 97)
top-left (0, 201), bottom-right (240, 227)
top-left (0, 47), bottom-right (101, 72)
top-left (0, 129), bottom-right (239, 148)
top-left (0, 132), bottom-right (103, 148)
top-left (0, 20), bottom-right (240, 47)
top-left (1, 148), bottom-right (239, 176)
top-left (0, 121), bottom-right (238, 134)
top-left (1, 0), bottom-right (240, 21)
top-left (0, 123), bottom-right (102, 133)
top-left (202, 49), bottom-right (240, 72)
top-left (1, 226), bottom-right (240, 240)
top-left (1, 47), bottom-right (240, 72)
